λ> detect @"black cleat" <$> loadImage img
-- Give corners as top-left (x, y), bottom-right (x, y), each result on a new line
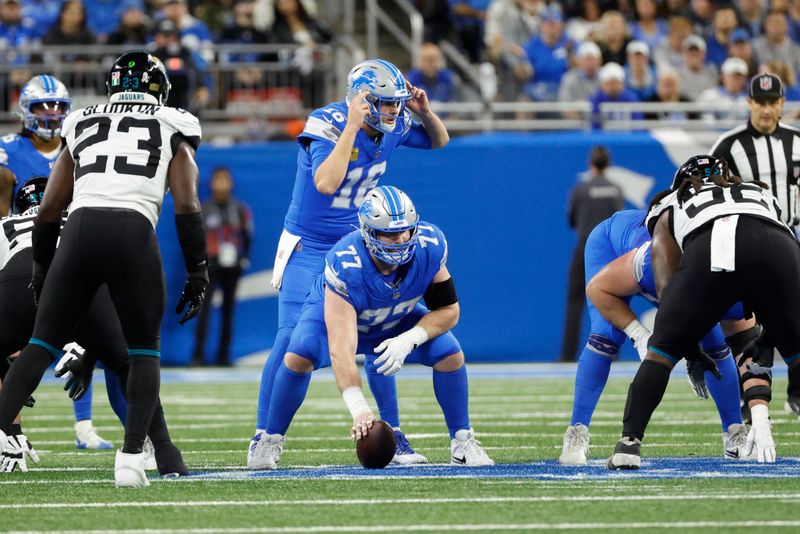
top-left (785, 395), bottom-right (800, 416)
top-left (155, 441), bottom-right (189, 477)
top-left (607, 437), bottom-right (641, 470)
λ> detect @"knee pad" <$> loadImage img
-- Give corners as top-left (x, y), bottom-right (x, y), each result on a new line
top-left (725, 324), bottom-right (762, 357)
top-left (587, 334), bottom-right (619, 358)
top-left (736, 334), bottom-right (775, 369)
top-left (743, 384), bottom-right (772, 405)
top-left (741, 362), bottom-right (773, 385)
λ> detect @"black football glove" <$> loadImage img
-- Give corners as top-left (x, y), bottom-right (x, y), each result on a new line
top-left (28, 261), bottom-right (47, 307)
top-left (685, 344), bottom-right (722, 388)
top-left (176, 270), bottom-right (209, 325)
top-left (54, 344), bottom-right (93, 401)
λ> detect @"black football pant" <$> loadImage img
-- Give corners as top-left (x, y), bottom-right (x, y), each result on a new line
top-left (192, 262), bottom-right (241, 365)
top-left (560, 241), bottom-right (587, 362)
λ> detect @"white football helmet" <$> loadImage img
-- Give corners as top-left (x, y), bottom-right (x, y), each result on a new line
top-left (358, 185), bottom-right (419, 265)
top-left (345, 59), bottom-right (411, 134)
top-left (18, 75), bottom-right (71, 141)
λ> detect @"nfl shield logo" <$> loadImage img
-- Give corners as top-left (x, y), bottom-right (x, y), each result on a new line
top-left (760, 77), bottom-right (772, 90)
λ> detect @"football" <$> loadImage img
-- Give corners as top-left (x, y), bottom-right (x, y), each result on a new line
top-left (355, 419), bottom-right (397, 469)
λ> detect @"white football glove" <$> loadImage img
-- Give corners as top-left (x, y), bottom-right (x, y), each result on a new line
top-left (745, 404), bottom-right (776, 463)
top-left (1, 432), bottom-right (39, 473)
top-left (374, 326), bottom-right (429, 376)
top-left (623, 320), bottom-right (651, 361)
top-left (55, 342), bottom-right (85, 381)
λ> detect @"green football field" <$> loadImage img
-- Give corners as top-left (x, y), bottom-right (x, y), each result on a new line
top-left (4, 364), bottom-right (800, 533)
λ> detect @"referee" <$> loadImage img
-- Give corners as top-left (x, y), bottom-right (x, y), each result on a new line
top-left (710, 72), bottom-right (800, 416)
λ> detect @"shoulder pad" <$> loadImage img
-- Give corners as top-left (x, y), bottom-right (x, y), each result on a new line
top-left (158, 107), bottom-right (203, 142)
top-left (645, 194), bottom-right (675, 235)
top-left (300, 105), bottom-right (346, 144)
top-left (324, 238), bottom-right (365, 297)
top-left (0, 146), bottom-right (8, 167)
top-left (61, 110), bottom-right (82, 141)
top-left (416, 222), bottom-right (448, 268)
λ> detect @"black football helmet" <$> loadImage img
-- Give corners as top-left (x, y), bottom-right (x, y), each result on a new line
top-left (13, 176), bottom-right (48, 215)
top-left (671, 155), bottom-right (728, 190)
top-left (106, 50), bottom-right (171, 106)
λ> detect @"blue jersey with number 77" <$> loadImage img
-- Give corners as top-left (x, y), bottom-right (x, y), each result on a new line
top-left (283, 100), bottom-right (432, 244)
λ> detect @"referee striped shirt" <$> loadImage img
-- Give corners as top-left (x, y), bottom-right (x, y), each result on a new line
top-left (710, 121), bottom-right (800, 225)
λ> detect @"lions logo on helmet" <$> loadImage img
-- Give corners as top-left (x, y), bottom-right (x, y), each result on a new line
top-left (345, 59), bottom-right (411, 134)
top-left (18, 75), bottom-right (71, 141)
top-left (671, 155), bottom-right (729, 190)
top-left (13, 176), bottom-right (48, 216)
top-left (358, 186), bottom-right (419, 265)
top-left (107, 50), bottom-right (171, 106)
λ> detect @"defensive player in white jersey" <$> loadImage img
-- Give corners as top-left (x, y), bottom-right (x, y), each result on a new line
top-left (608, 155), bottom-right (800, 469)
top-left (0, 51), bottom-right (208, 487)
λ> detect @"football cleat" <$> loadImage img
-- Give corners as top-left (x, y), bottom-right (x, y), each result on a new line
top-left (114, 450), bottom-right (150, 488)
top-left (390, 430), bottom-right (428, 465)
top-left (450, 428), bottom-right (494, 467)
top-left (723, 423), bottom-right (756, 460)
top-left (559, 424), bottom-right (590, 465)
top-left (143, 437), bottom-right (157, 471)
top-left (75, 420), bottom-right (114, 450)
top-left (607, 436), bottom-right (641, 470)
top-left (247, 432), bottom-right (284, 470)
top-left (785, 395), bottom-right (800, 416)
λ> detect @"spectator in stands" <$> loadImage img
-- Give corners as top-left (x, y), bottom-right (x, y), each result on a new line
top-left (558, 40), bottom-right (602, 112)
top-left (653, 15), bottom-right (693, 69)
top-left (220, 0), bottom-right (270, 92)
top-left (270, 0), bottom-right (333, 108)
top-left (449, 0), bottom-right (491, 63)
top-left (485, 0), bottom-right (537, 101)
top-left (678, 34), bottom-right (718, 99)
top-left (597, 11), bottom-right (632, 65)
top-left (787, 0), bottom-right (800, 42)
top-left (685, 0), bottom-right (714, 34)
top-left (42, 0), bottom-right (97, 87)
top-left (738, 0), bottom-right (765, 38)
top-left (20, 0), bottom-right (59, 39)
top-left (193, 0), bottom-right (232, 36)
top-left (589, 62), bottom-right (642, 128)
top-left (762, 60), bottom-right (800, 102)
top-left (417, 0), bottom-right (452, 43)
top-left (625, 40), bottom-right (657, 100)
top-left (150, 19), bottom-right (210, 112)
top-left (644, 67), bottom-right (699, 120)
top-left (191, 167), bottom-right (253, 368)
top-left (697, 56), bottom-right (749, 120)
top-left (564, 0), bottom-right (603, 43)
top-left (107, 6), bottom-right (151, 45)
top-left (83, 0), bottom-right (144, 43)
top-left (630, 0), bottom-right (668, 51)
top-left (665, 0), bottom-right (688, 16)
top-left (705, 4), bottom-right (739, 68)
top-left (523, 3), bottom-right (573, 102)
top-left (728, 27), bottom-right (759, 77)
top-left (251, 0), bottom-right (319, 32)
top-left (406, 42), bottom-right (463, 103)
top-left (0, 0), bottom-right (36, 110)
top-left (161, 0), bottom-right (214, 65)
top-left (560, 145), bottom-right (624, 362)
top-left (753, 10), bottom-right (800, 76)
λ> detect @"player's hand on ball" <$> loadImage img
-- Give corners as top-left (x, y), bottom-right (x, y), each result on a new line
top-left (176, 270), bottom-right (209, 325)
top-left (351, 411), bottom-right (375, 442)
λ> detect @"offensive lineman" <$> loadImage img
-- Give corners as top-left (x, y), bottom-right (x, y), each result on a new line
top-left (0, 51), bottom-right (208, 487)
top-left (608, 155), bottom-right (800, 468)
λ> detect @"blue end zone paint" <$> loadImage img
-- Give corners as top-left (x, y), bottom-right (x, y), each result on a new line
top-left (186, 458), bottom-right (800, 481)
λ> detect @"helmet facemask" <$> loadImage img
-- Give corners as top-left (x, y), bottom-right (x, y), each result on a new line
top-left (358, 186), bottom-right (419, 265)
top-left (346, 59), bottom-right (412, 134)
top-left (18, 75), bottom-right (71, 141)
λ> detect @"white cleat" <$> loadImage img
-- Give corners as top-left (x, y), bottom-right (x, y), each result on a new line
top-left (75, 420), bottom-right (113, 450)
top-left (723, 423), bottom-right (756, 460)
top-left (559, 424), bottom-right (590, 465)
top-left (450, 428), bottom-right (494, 467)
top-left (143, 437), bottom-right (157, 471)
top-left (114, 450), bottom-right (150, 488)
top-left (247, 432), bottom-right (284, 470)
top-left (390, 430), bottom-right (428, 465)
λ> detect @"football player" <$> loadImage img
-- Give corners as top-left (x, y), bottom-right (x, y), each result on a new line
top-left (608, 155), bottom-right (800, 468)
top-left (0, 178), bottom-right (186, 475)
top-left (255, 186), bottom-right (493, 469)
top-left (560, 203), bottom-right (751, 465)
top-left (251, 59), bottom-right (449, 468)
top-left (0, 51), bottom-right (207, 487)
top-left (0, 75), bottom-right (120, 450)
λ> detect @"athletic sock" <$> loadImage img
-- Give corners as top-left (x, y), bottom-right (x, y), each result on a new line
top-left (265, 361), bottom-right (311, 435)
top-left (366, 367), bottom-right (400, 428)
top-left (122, 356), bottom-right (161, 454)
top-left (706, 352), bottom-right (742, 430)
top-left (104, 366), bottom-right (128, 426)
top-left (570, 346), bottom-right (613, 427)
top-left (256, 327), bottom-right (292, 431)
top-left (622, 359), bottom-right (672, 441)
top-left (0, 344), bottom-right (54, 434)
top-left (433, 366), bottom-right (470, 439)
top-left (72, 382), bottom-right (93, 422)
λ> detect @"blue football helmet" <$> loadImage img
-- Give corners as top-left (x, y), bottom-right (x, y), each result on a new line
top-left (671, 155), bottom-right (728, 190)
top-left (18, 75), bottom-right (71, 141)
top-left (345, 59), bottom-right (411, 134)
top-left (358, 186), bottom-right (419, 265)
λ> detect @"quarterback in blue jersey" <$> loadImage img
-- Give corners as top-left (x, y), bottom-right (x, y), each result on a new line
top-left (559, 206), bottom-right (752, 465)
top-left (249, 186), bottom-right (493, 469)
top-left (250, 59), bottom-right (449, 468)
top-left (0, 75), bottom-right (121, 450)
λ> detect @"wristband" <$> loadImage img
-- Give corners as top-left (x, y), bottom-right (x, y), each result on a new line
top-left (623, 319), bottom-right (649, 343)
top-left (750, 403), bottom-right (770, 424)
top-left (175, 212), bottom-right (208, 273)
top-left (342, 386), bottom-right (370, 418)
top-left (406, 326), bottom-right (429, 348)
